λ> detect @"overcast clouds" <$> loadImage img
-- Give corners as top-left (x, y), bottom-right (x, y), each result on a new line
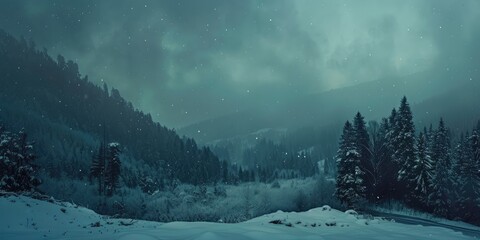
top-left (1, 0), bottom-right (479, 127)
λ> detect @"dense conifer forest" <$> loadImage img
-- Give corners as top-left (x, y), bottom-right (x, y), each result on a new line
top-left (335, 97), bottom-right (480, 224)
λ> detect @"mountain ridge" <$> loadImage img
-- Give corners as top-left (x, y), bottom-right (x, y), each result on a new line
top-left (0, 29), bottom-right (225, 194)
top-left (179, 68), bottom-right (471, 143)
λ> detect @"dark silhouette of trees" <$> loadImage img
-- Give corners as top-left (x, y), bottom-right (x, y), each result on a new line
top-left (335, 121), bottom-right (366, 209)
top-left (90, 143), bottom-right (106, 195)
top-left (335, 97), bottom-right (480, 225)
top-left (0, 125), bottom-right (40, 192)
top-left (105, 142), bottom-right (121, 196)
top-left (411, 132), bottom-right (433, 208)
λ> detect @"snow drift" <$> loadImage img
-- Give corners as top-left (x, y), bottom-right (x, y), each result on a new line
top-left (0, 193), bottom-right (474, 240)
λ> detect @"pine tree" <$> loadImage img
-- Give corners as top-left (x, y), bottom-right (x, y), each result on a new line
top-left (335, 121), bottom-right (366, 209)
top-left (452, 132), bottom-right (467, 213)
top-left (90, 143), bottom-right (105, 195)
top-left (0, 127), bottom-right (40, 192)
top-left (394, 97), bottom-right (416, 198)
top-left (105, 142), bottom-right (121, 196)
top-left (429, 152), bottom-right (452, 218)
top-left (388, 108), bottom-right (397, 128)
top-left (353, 112), bottom-right (373, 200)
top-left (411, 132), bottom-right (433, 208)
top-left (455, 130), bottom-right (480, 221)
top-left (432, 118), bottom-right (451, 168)
top-left (427, 124), bottom-right (434, 142)
top-left (386, 108), bottom-right (399, 166)
top-left (428, 119), bottom-right (452, 217)
top-left (473, 130), bottom-right (480, 181)
top-left (375, 118), bottom-right (396, 201)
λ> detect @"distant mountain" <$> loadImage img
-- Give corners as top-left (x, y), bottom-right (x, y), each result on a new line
top-left (0, 29), bottom-right (224, 191)
top-left (412, 79), bottom-right (480, 133)
top-left (179, 68), bottom-right (472, 144)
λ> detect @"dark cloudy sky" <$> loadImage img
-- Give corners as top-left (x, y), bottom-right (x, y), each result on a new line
top-left (1, 0), bottom-right (479, 128)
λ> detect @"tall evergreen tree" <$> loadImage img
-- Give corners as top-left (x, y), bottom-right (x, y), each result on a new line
top-left (105, 142), bottom-right (121, 196)
top-left (353, 112), bottom-right (373, 199)
top-left (427, 119), bottom-right (451, 216)
top-left (452, 132), bottom-right (467, 211)
top-left (424, 124), bottom-right (435, 159)
top-left (386, 108), bottom-right (399, 168)
top-left (375, 118), bottom-right (396, 201)
top-left (453, 131), bottom-right (480, 221)
top-left (393, 96), bottom-right (416, 197)
top-left (429, 152), bottom-right (452, 218)
top-left (386, 108), bottom-right (398, 156)
top-left (432, 118), bottom-right (451, 168)
top-left (90, 143), bottom-right (106, 195)
top-left (411, 132), bottom-right (433, 208)
top-left (335, 121), bottom-right (366, 209)
top-left (388, 108), bottom-right (397, 128)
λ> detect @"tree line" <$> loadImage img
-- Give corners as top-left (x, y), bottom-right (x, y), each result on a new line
top-left (335, 96), bottom-right (480, 224)
top-left (0, 29), bottom-right (226, 188)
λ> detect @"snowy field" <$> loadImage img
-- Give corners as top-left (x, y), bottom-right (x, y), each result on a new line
top-left (0, 194), bottom-right (475, 240)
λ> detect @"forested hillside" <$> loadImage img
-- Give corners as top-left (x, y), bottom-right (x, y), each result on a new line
top-left (0, 29), bottom-right (225, 195)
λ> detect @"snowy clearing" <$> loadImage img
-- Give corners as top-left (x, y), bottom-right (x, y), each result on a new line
top-left (0, 194), bottom-right (475, 240)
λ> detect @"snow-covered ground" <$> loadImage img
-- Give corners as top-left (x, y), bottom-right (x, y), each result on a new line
top-left (0, 194), bottom-right (475, 240)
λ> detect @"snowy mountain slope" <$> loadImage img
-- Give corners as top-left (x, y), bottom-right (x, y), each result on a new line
top-left (0, 194), bottom-right (475, 240)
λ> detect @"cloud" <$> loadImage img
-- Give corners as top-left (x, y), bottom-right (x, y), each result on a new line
top-left (1, 0), bottom-right (479, 127)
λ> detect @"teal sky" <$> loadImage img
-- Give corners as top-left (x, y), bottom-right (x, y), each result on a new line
top-left (1, 0), bottom-right (479, 128)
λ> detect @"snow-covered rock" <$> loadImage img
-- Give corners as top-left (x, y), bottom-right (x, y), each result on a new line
top-left (345, 209), bottom-right (358, 216)
top-left (0, 194), bottom-right (475, 240)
